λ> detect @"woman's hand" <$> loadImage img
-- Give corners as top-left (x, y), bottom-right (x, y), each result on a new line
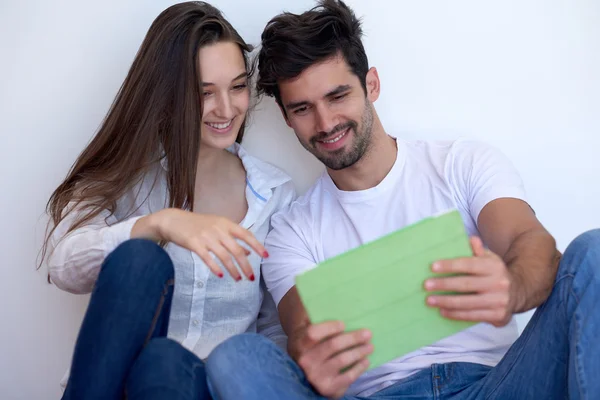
top-left (132, 209), bottom-right (267, 281)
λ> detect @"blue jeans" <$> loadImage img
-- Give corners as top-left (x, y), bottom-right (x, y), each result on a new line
top-left (61, 239), bottom-right (210, 400)
top-left (206, 229), bottom-right (600, 399)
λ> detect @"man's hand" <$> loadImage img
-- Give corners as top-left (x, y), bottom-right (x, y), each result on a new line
top-left (288, 321), bottom-right (373, 399)
top-left (424, 236), bottom-right (520, 327)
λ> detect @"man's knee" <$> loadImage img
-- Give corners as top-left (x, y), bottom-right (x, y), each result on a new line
top-left (206, 333), bottom-right (277, 378)
top-left (562, 229), bottom-right (600, 277)
top-left (206, 333), bottom-right (284, 397)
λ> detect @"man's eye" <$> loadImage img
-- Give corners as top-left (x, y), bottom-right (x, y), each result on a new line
top-left (294, 107), bottom-right (309, 115)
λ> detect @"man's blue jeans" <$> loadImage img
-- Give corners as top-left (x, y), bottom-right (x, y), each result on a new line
top-left (206, 229), bottom-right (600, 399)
top-left (61, 239), bottom-right (210, 400)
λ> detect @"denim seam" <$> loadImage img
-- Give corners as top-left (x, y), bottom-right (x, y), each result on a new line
top-left (144, 278), bottom-right (175, 345)
top-left (442, 362), bottom-right (455, 393)
top-left (431, 364), bottom-right (440, 400)
top-left (569, 286), bottom-right (585, 399)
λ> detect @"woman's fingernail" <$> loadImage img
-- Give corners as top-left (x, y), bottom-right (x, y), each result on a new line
top-left (425, 280), bottom-right (435, 290)
top-left (218, 273), bottom-right (224, 278)
top-left (263, 251), bottom-right (269, 258)
top-left (249, 274), bottom-right (255, 281)
top-left (427, 296), bottom-right (437, 305)
top-left (432, 262), bottom-right (441, 272)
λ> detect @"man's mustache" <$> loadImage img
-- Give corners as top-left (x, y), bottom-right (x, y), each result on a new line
top-left (311, 121), bottom-right (357, 146)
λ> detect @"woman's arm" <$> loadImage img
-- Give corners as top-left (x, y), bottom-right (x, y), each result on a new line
top-left (48, 206), bottom-right (268, 294)
top-left (47, 205), bottom-right (145, 294)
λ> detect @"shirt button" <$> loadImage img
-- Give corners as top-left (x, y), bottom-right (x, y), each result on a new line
top-left (192, 320), bottom-right (199, 326)
top-left (196, 281), bottom-right (204, 289)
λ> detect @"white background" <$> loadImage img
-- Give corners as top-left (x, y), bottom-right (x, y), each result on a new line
top-left (1, 0), bottom-right (598, 398)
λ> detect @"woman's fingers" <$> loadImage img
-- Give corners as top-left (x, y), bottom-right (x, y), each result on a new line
top-left (194, 247), bottom-right (224, 278)
top-left (221, 235), bottom-right (255, 281)
top-left (207, 240), bottom-right (242, 281)
top-left (231, 225), bottom-right (268, 258)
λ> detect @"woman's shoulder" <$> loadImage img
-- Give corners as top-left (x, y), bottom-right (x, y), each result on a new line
top-left (232, 144), bottom-right (295, 199)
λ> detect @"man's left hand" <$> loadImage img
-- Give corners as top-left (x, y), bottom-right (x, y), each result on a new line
top-left (424, 236), bottom-right (518, 327)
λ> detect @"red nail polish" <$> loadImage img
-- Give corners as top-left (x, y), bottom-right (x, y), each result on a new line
top-left (263, 251), bottom-right (269, 258)
top-left (236, 276), bottom-right (242, 282)
top-left (249, 274), bottom-right (255, 281)
top-left (218, 273), bottom-right (224, 278)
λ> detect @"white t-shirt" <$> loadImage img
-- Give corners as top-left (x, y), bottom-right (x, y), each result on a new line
top-left (262, 138), bottom-right (527, 396)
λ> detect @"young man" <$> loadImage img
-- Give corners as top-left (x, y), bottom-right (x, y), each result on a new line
top-left (206, 1), bottom-right (599, 399)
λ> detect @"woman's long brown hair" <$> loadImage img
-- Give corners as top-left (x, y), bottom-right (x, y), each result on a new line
top-left (40, 1), bottom-right (254, 267)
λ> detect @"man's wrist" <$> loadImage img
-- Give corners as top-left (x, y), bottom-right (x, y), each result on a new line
top-left (507, 267), bottom-right (527, 314)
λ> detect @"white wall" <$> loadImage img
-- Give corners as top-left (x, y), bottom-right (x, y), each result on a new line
top-left (1, 0), bottom-right (598, 398)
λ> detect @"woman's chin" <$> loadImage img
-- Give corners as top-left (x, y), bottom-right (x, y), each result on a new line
top-left (200, 130), bottom-right (240, 150)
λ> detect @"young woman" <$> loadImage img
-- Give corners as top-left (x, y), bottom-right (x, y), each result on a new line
top-left (43, 2), bottom-right (294, 399)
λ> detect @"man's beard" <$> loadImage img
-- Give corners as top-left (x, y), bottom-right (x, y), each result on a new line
top-left (304, 101), bottom-right (374, 171)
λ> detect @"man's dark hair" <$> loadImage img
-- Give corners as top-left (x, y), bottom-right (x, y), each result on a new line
top-left (257, 0), bottom-right (369, 109)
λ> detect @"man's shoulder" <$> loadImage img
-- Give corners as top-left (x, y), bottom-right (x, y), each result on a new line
top-left (402, 137), bottom-right (494, 167)
top-left (403, 137), bottom-right (484, 155)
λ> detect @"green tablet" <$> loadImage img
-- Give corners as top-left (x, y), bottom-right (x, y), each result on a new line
top-left (295, 209), bottom-right (476, 370)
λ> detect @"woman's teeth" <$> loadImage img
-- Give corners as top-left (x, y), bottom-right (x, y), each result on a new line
top-left (206, 120), bottom-right (233, 129)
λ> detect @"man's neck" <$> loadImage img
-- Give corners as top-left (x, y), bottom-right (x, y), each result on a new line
top-left (327, 122), bottom-right (397, 192)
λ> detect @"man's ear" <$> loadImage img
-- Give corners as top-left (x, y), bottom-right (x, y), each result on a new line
top-left (365, 67), bottom-right (381, 102)
top-left (277, 102), bottom-right (292, 128)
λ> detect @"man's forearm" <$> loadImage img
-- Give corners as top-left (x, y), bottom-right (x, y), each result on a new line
top-left (504, 228), bottom-right (561, 313)
top-left (278, 286), bottom-right (311, 359)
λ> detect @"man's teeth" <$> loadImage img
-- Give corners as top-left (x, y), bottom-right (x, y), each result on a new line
top-left (207, 120), bottom-right (233, 129)
top-left (322, 130), bottom-right (347, 144)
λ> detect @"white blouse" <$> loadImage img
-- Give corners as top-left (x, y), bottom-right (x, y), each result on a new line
top-left (47, 143), bottom-right (295, 387)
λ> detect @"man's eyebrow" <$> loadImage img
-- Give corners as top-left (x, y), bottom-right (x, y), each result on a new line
top-left (285, 100), bottom-right (309, 110)
top-left (202, 72), bottom-right (247, 87)
top-left (285, 85), bottom-right (353, 110)
top-left (325, 84), bottom-right (352, 98)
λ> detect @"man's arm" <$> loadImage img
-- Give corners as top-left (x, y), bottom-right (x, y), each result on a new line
top-left (262, 206), bottom-right (372, 399)
top-left (425, 198), bottom-right (560, 325)
top-left (477, 198), bottom-right (561, 313)
top-left (278, 287), bottom-right (372, 399)
top-left (278, 287), bottom-right (310, 357)
top-left (425, 140), bottom-right (560, 325)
